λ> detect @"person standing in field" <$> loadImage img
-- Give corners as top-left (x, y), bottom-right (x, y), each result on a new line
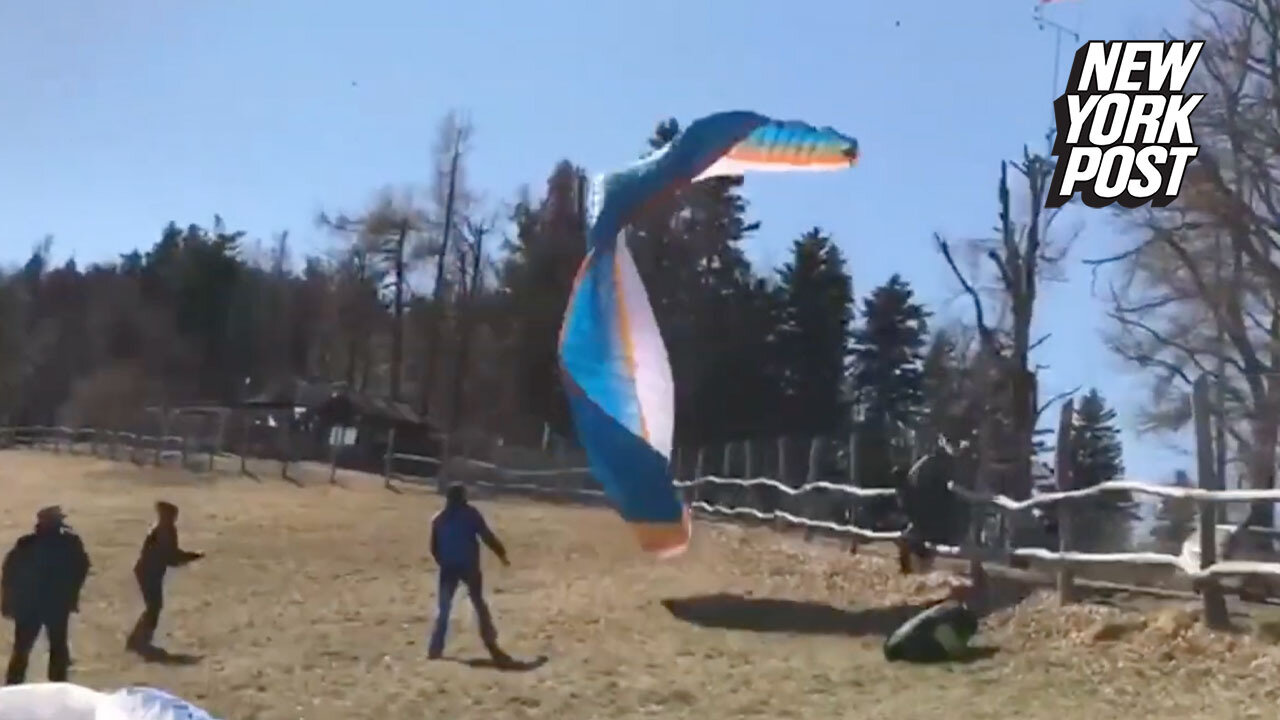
top-left (126, 501), bottom-right (203, 653)
top-left (428, 484), bottom-right (513, 664)
top-left (1, 506), bottom-right (91, 685)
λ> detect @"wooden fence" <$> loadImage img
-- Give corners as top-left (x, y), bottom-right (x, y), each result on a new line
top-left (6, 372), bottom-right (1280, 629)
top-left (0, 425), bottom-right (196, 467)
top-left (385, 373), bottom-right (1280, 629)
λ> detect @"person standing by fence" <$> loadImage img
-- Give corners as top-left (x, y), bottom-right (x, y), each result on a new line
top-left (427, 484), bottom-right (513, 665)
top-left (127, 501), bottom-right (203, 653)
top-left (1, 506), bottom-right (91, 684)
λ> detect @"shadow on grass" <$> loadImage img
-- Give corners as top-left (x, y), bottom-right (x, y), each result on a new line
top-left (448, 654), bottom-right (548, 672)
top-left (134, 644), bottom-right (203, 666)
top-left (661, 576), bottom-right (1033, 640)
top-left (662, 594), bottom-right (933, 637)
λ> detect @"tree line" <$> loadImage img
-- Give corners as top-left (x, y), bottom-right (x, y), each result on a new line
top-left (0, 112), bottom-right (1127, 500)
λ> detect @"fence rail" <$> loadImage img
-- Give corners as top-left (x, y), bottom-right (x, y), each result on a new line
top-left (4, 374), bottom-right (1277, 631)
top-left (0, 424), bottom-right (190, 465)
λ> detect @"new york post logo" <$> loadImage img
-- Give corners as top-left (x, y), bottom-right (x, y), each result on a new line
top-left (1046, 41), bottom-right (1205, 209)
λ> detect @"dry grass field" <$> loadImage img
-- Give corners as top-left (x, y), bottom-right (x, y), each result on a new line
top-left (3, 449), bottom-right (1280, 719)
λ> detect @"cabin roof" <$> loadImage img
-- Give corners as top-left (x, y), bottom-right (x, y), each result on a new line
top-left (242, 378), bottom-right (430, 426)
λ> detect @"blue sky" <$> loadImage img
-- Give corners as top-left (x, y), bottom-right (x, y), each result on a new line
top-left (0, 0), bottom-right (1199, 481)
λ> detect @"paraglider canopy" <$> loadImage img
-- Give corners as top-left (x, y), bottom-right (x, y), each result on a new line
top-left (0, 683), bottom-right (220, 720)
top-left (559, 110), bottom-right (859, 557)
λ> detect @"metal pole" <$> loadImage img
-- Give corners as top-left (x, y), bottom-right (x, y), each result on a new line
top-left (1034, 6), bottom-right (1081, 153)
top-left (1214, 234), bottom-right (1228, 495)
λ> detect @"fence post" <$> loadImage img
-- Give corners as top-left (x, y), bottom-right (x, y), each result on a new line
top-left (155, 407), bottom-right (169, 466)
top-left (803, 437), bottom-right (822, 541)
top-left (328, 427), bottom-right (340, 485)
top-left (807, 437), bottom-right (822, 483)
top-left (1193, 374), bottom-right (1230, 629)
top-left (847, 430), bottom-right (861, 553)
top-left (776, 436), bottom-right (787, 484)
top-left (439, 432), bottom-right (453, 491)
top-left (686, 446), bottom-right (701, 504)
top-left (239, 412), bottom-right (250, 475)
top-left (383, 427), bottom-right (397, 490)
top-left (774, 436), bottom-right (788, 531)
top-left (721, 443), bottom-right (732, 476)
top-left (209, 409), bottom-right (226, 473)
top-left (742, 440), bottom-right (753, 479)
top-left (1054, 397), bottom-right (1077, 605)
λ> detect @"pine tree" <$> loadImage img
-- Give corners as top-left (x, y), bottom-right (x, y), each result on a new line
top-left (1065, 388), bottom-right (1135, 550)
top-left (850, 274), bottom-right (929, 484)
top-left (774, 228), bottom-right (854, 437)
top-left (628, 118), bottom-right (773, 447)
top-left (498, 161), bottom-right (587, 441)
top-left (1150, 469), bottom-right (1197, 550)
top-left (1070, 388), bottom-right (1125, 490)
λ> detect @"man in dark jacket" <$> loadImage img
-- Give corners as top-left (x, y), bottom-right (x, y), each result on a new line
top-left (126, 501), bottom-right (203, 653)
top-left (427, 484), bottom-right (512, 663)
top-left (1, 505), bottom-right (91, 684)
top-left (895, 446), bottom-right (962, 574)
top-left (883, 597), bottom-right (980, 663)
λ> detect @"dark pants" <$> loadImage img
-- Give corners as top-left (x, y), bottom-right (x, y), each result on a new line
top-left (6, 611), bottom-right (70, 684)
top-left (428, 566), bottom-right (501, 659)
top-left (127, 572), bottom-right (164, 649)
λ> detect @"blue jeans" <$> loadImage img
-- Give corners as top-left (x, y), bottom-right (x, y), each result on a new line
top-left (428, 566), bottom-right (500, 658)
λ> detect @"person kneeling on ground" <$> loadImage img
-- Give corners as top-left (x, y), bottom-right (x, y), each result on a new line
top-left (127, 501), bottom-right (203, 653)
top-left (428, 484), bottom-right (513, 665)
top-left (1, 506), bottom-right (91, 685)
top-left (883, 598), bottom-right (980, 663)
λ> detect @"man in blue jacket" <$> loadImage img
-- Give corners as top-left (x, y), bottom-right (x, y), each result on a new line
top-left (427, 484), bottom-right (512, 664)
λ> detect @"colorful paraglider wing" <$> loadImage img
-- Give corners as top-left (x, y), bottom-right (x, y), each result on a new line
top-left (586, 112), bottom-right (858, 237)
top-left (692, 118), bottom-right (860, 181)
top-left (559, 239), bottom-right (688, 557)
top-left (562, 110), bottom-right (858, 557)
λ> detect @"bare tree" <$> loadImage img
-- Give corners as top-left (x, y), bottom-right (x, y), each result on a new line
top-left (448, 215), bottom-right (496, 430)
top-left (936, 152), bottom-right (1074, 505)
top-left (1097, 0), bottom-right (1280, 534)
top-left (419, 111), bottom-right (475, 416)
top-left (319, 188), bottom-right (428, 397)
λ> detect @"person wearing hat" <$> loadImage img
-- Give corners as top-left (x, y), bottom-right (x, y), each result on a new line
top-left (126, 501), bottom-right (203, 653)
top-left (1, 506), bottom-right (91, 684)
top-left (427, 483), bottom-right (512, 664)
